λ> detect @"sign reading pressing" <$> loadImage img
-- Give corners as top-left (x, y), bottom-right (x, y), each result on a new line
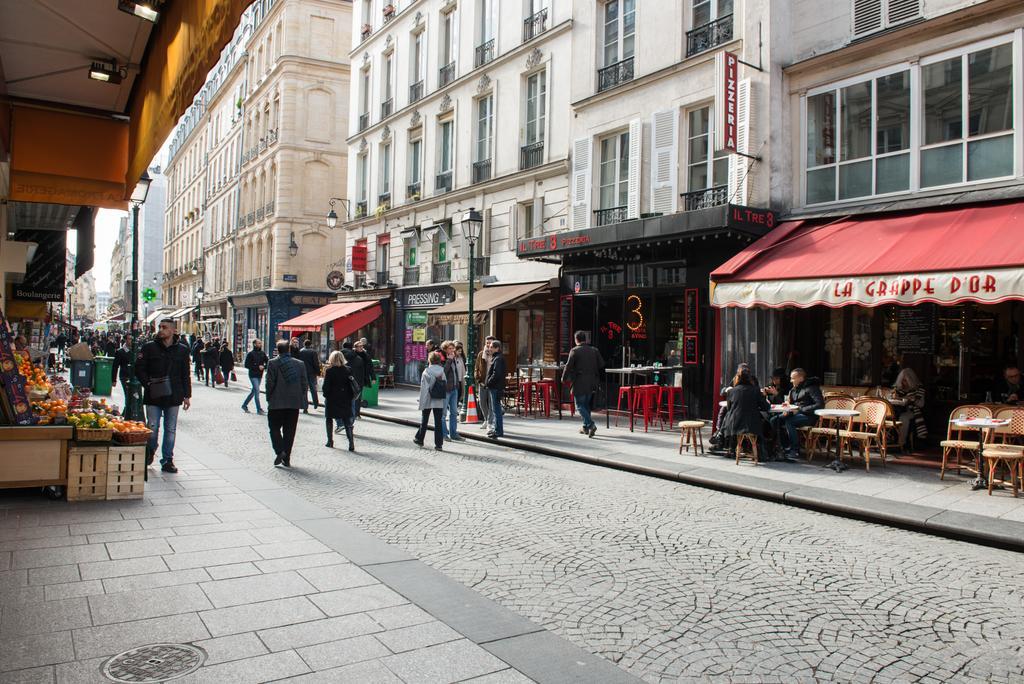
top-left (714, 51), bottom-right (739, 153)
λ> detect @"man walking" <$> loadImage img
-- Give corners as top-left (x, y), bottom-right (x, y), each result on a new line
top-left (242, 339), bottom-right (268, 414)
top-left (341, 341), bottom-right (365, 419)
top-left (474, 335), bottom-right (495, 430)
top-left (484, 340), bottom-right (506, 439)
top-left (298, 339), bottom-right (322, 412)
top-left (135, 318), bottom-right (192, 473)
top-left (111, 335), bottom-right (133, 409)
top-left (265, 339), bottom-right (308, 467)
top-left (562, 330), bottom-right (604, 438)
top-left (353, 339), bottom-right (375, 418)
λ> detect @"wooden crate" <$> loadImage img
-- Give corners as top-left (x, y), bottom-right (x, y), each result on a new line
top-left (67, 446), bottom-right (108, 502)
top-left (0, 426), bottom-right (71, 489)
top-left (106, 445), bottom-right (146, 500)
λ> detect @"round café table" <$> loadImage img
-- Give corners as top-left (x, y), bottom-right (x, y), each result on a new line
top-left (815, 408), bottom-right (861, 473)
top-left (952, 417), bottom-right (1010, 490)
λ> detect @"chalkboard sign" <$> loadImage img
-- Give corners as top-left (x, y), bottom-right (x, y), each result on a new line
top-left (685, 289), bottom-right (699, 333)
top-left (897, 306), bottom-right (935, 354)
top-left (559, 295), bottom-right (573, 359)
top-left (684, 334), bottom-right (699, 365)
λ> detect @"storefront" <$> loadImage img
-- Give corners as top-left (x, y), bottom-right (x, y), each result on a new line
top-left (167, 305), bottom-right (197, 336)
top-left (394, 285), bottom-right (456, 384)
top-left (518, 204), bottom-right (775, 418)
top-left (710, 200), bottom-right (1024, 438)
top-left (228, 291), bottom-right (334, 354)
top-left (278, 298), bottom-right (388, 363)
top-left (329, 289), bottom-right (395, 363)
top-left (198, 302), bottom-right (227, 342)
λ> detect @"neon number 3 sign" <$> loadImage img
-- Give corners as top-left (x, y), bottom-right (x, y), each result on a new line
top-left (626, 295), bottom-right (644, 332)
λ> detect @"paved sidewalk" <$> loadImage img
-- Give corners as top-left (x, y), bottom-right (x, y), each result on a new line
top-left (368, 389), bottom-right (1024, 548)
top-left (0, 446), bottom-right (636, 683)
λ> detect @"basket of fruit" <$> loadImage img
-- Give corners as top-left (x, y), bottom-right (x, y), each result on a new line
top-left (68, 411), bottom-right (114, 443)
top-left (111, 420), bottom-right (152, 445)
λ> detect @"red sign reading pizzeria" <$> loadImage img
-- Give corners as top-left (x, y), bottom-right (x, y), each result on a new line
top-left (722, 51), bottom-right (738, 153)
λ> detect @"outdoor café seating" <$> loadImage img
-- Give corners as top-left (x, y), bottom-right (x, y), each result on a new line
top-left (939, 405), bottom-right (992, 479)
top-left (837, 398), bottom-right (889, 471)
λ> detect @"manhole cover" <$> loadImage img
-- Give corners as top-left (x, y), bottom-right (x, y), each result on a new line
top-left (102, 643), bottom-right (206, 683)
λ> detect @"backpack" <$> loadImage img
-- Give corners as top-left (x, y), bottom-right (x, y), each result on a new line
top-left (428, 373), bottom-right (447, 399)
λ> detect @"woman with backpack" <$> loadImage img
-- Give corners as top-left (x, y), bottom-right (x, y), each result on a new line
top-left (322, 350), bottom-right (356, 451)
top-left (414, 351), bottom-right (447, 451)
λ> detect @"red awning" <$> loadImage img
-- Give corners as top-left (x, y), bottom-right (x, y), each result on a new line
top-left (711, 201), bottom-right (1024, 309)
top-left (279, 301), bottom-right (381, 334)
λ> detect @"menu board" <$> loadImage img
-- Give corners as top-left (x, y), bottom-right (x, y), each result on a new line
top-left (559, 296), bottom-right (573, 359)
top-left (897, 306), bottom-right (935, 354)
top-left (683, 334), bottom-right (699, 365)
top-left (685, 289), bottom-right (699, 333)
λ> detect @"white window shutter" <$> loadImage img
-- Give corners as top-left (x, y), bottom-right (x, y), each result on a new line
top-left (482, 207), bottom-right (491, 256)
top-left (887, 0), bottom-right (920, 24)
top-left (650, 110), bottom-right (678, 216)
top-left (533, 197), bottom-right (544, 235)
top-left (571, 137), bottom-right (592, 230)
top-left (626, 118), bottom-right (642, 219)
top-left (452, 8), bottom-right (460, 68)
top-left (853, 0), bottom-right (883, 36)
top-left (728, 79), bottom-right (751, 206)
top-left (510, 203), bottom-right (519, 242)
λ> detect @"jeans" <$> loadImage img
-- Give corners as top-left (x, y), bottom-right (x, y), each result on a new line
top-left (444, 389), bottom-right (459, 438)
top-left (476, 383), bottom-right (492, 427)
top-left (145, 404), bottom-right (180, 465)
top-left (488, 389), bottom-right (504, 436)
top-left (326, 414), bottom-right (353, 444)
top-left (204, 366), bottom-right (214, 386)
top-left (242, 375), bottom-right (262, 411)
top-left (308, 375), bottom-right (319, 408)
top-left (267, 409), bottom-right (299, 458)
top-left (575, 392), bottom-right (594, 430)
top-left (416, 408), bottom-right (444, 448)
top-left (772, 412), bottom-right (812, 455)
top-left (120, 381), bottom-right (131, 411)
top-left (195, 361), bottom-right (203, 380)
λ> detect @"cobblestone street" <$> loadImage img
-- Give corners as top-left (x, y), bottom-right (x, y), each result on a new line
top-left (176, 383), bottom-right (1024, 683)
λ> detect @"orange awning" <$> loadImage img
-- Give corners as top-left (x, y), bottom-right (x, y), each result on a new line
top-left (279, 301), bottom-right (382, 335)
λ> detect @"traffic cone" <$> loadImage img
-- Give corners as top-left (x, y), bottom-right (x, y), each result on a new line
top-left (465, 384), bottom-right (479, 424)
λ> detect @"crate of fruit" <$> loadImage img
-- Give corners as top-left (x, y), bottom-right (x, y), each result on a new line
top-left (74, 427), bottom-right (113, 443)
top-left (107, 445), bottom-right (146, 500)
top-left (111, 420), bottom-right (152, 445)
top-left (67, 446), bottom-right (108, 502)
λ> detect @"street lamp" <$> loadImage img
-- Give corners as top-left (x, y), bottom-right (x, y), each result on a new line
top-left (124, 170), bottom-right (152, 421)
top-left (288, 232), bottom-right (299, 257)
top-left (65, 283), bottom-right (76, 330)
top-left (460, 208), bottom-right (483, 414)
top-left (325, 197), bottom-right (351, 229)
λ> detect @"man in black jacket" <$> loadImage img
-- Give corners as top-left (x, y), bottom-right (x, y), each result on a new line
top-left (298, 339), bottom-right (322, 411)
top-left (771, 368), bottom-right (824, 461)
top-left (341, 342), bottom-right (365, 418)
top-left (111, 335), bottom-right (133, 409)
top-left (562, 331), bottom-right (604, 438)
top-left (135, 319), bottom-right (192, 473)
top-left (484, 340), bottom-right (506, 438)
top-left (242, 339), bottom-right (269, 414)
top-left (353, 339), bottom-right (375, 418)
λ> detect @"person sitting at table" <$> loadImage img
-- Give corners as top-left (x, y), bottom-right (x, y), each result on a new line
top-left (763, 367), bottom-right (790, 406)
top-left (993, 364), bottom-right (1022, 404)
top-left (890, 368), bottom-right (927, 450)
top-left (769, 368), bottom-right (824, 461)
top-left (720, 368), bottom-right (769, 456)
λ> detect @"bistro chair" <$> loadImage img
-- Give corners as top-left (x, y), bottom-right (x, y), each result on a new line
top-left (838, 398), bottom-right (889, 471)
top-left (804, 396), bottom-right (856, 462)
top-left (990, 406), bottom-right (1024, 452)
top-left (735, 433), bottom-right (759, 465)
top-left (939, 405), bottom-right (993, 480)
top-left (678, 420), bottom-right (706, 455)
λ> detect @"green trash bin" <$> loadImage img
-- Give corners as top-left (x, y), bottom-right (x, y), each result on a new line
top-left (93, 356), bottom-right (114, 396)
top-left (361, 377), bottom-right (379, 408)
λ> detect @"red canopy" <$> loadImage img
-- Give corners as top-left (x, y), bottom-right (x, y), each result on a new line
top-left (278, 301), bottom-right (382, 335)
top-left (711, 201), bottom-right (1024, 309)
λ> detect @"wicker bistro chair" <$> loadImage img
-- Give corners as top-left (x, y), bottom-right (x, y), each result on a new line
top-left (939, 405), bottom-right (993, 480)
top-left (990, 406), bottom-right (1024, 451)
top-left (981, 407), bottom-right (1024, 496)
top-left (804, 396), bottom-right (857, 462)
top-left (838, 398), bottom-right (889, 471)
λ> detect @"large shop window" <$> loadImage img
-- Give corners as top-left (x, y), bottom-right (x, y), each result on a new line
top-left (804, 36), bottom-right (1017, 206)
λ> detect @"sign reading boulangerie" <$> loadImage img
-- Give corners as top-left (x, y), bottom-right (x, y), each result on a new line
top-left (13, 229), bottom-right (66, 302)
top-left (712, 268), bottom-right (1024, 309)
top-left (714, 51), bottom-right (739, 153)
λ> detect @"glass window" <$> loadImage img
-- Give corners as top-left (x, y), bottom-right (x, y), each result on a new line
top-left (380, 143), bottom-right (391, 195)
top-left (439, 121), bottom-right (453, 173)
top-left (476, 95), bottom-right (493, 162)
top-left (357, 153), bottom-right (368, 201)
top-left (602, 0), bottom-right (635, 67)
top-left (599, 131), bottom-right (630, 210)
top-left (383, 52), bottom-right (393, 101)
top-left (526, 71), bottom-right (546, 145)
top-left (518, 309), bottom-right (545, 364)
top-left (441, 11), bottom-right (455, 65)
top-left (692, 0), bottom-right (732, 27)
top-left (522, 202), bottom-right (535, 239)
top-left (687, 106), bottom-right (729, 191)
top-left (409, 139), bottom-right (422, 184)
top-left (360, 69), bottom-right (370, 114)
top-left (923, 57), bottom-right (962, 145)
top-left (411, 32), bottom-right (423, 81)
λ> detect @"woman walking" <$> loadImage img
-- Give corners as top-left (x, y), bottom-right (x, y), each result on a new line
top-left (219, 343), bottom-right (235, 388)
top-left (202, 342), bottom-right (219, 387)
top-left (322, 351), bottom-right (356, 451)
top-left (414, 351), bottom-right (447, 451)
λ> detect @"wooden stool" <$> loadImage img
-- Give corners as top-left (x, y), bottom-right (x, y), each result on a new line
top-left (983, 448), bottom-right (1024, 497)
top-left (735, 433), bottom-right (759, 465)
top-left (678, 420), bottom-right (705, 455)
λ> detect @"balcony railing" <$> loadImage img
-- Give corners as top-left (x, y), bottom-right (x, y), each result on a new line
top-left (237, 216), bottom-right (246, 229)
top-left (354, 274), bottom-right (368, 288)
top-left (407, 181), bottom-right (422, 200)
top-left (686, 14), bottom-right (733, 57)
top-left (361, 24), bottom-right (372, 40)
top-left (520, 141), bottom-right (544, 170)
top-left (375, 271), bottom-right (389, 285)
top-left (355, 200), bottom-right (368, 218)
top-left (377, 192), bottom-right (391, 208)
top-left (246, 212), bottom-right (256, 226)
top-left (259, 138), bottom-right (268, 152)
top-left (358, 112), bottom-right (369, 132)
top-left (439, 61), bottom-right (455, 87)
top-left (472, 159), bottom-right (492, 184)
top-left (268, 128), bottom-right (278, 144)
top-left (234, 281), bottom-right (243, 291)
top-left (409, 80), bottom-right (424, 104)
top-left (265, 201), bottom-right (275, 216)
top-left (435, 171), bottom-right (452, 193)
top-left (256, 207), bottom-right (265, 222)
top-left (470, 255), bottom-right (490, 277)
top-left (403, 266), bottom-right (420, 286)
top-left (597, 57), bottom-right (634, 92)
top-left (594, 206), bottom-right (628, 227)
top-left (682, 185), bottom-right (729, 211)
top-left (262, 275), bottom-right (271, 288)
top-left (381, 97), bottom-right (393, 119)
top-left (431, 261), bottom-right (451, 284)
top-left (474, 39), bottom-right (495, 68)
top-left (523, 8), bottom-right (548, 42)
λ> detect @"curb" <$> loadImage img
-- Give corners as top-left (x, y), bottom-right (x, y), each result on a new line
top-left (362, 408), bottom-right (1024, 552)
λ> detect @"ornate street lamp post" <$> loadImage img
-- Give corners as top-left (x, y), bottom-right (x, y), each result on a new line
top-left (124, 171), bottom-right (152, 421)
top-left (460, 208), bottom-right (483, 413)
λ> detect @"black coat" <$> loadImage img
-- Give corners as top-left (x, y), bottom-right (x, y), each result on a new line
top-left (135, 337), bottom-right (192, 407)
top-left (111, 347), bottom-right (132, 384)
top-left (342, 349), bottom-right (365, 389)
top-left (484, 353), bottom-right (507, 392)
top-left (357, 350), bottom-right (376, 385)
top-left (562, 344), bottom-right (604, 397)
top-left (322, 365), bottom-right (355, 420)
top-left (244, 349), bottom-right (269, 378)
top-left (202, 347), bottom-right (220, 369)
top-left (787, 378), bottom-right (825, 416)
top-left (720, 384), bottom-right (769, 436)
top-left (191, 341), bottom-right (204, 364)
top-left (220, 349), bottom-right (235, 373)
top-left (298, 347), bottom-right (322, 379)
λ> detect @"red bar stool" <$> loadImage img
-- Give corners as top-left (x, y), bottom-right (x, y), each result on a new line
top-left (633, 385), bottom-right (662, 432)
top-left (615, 386), bottom-right (634, 425)
top-left (519, 380), bottom-right (537, 417)
top-left (659, 386), bottom-right (685, 428)
top-left (534, 380), bottom-right (555, 418)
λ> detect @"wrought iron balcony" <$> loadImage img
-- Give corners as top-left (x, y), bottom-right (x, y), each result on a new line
top-left (377, 192), bottom-right (391, 208)
top-left (686, 14), bottom-right (733, 57)
top-left (520, 141), bottom-right (544, 170)
top-left (375, 271), bottom-right (389, 285)
top-left (597, 57), bottom-right (634, 92)
top-left (403, 266), bottom-right (420, 286)
top-left (256, 207), bottom-right (265, 222)
top-left (358, 112), bottom-right (369, 132)
top-left (237, 216), bottom-right (246, 229)
top-left (439, 61), bottom-right (455, 87)
top-left (259, 138), bottom-right (268, 151)
top-left (265, 201), bottom-right (275, 216)
top-left (470, 255), bottom-right (490, 277)
top-left (474, 39), bottom-right (494, 68)
top-left (472, 159), bottom-right (492, 184)
top-left (355, 200), bottom-right (368, 218)
top-left (523, 8), bottom-right (548, 42)
top-left (268, 128), bottom-right (278, 144)
top-left (262, 275), bottom-right (271, 288)
top-left (409, 80), bottom-right (424, 104)
top-left (381, 98), bottom-right (393, 119)
top-left (431, 261), bottom-right (451, 284)
top-left (407, 181), bottom-right (421, 200)
top-left (594, 206), bottom-right (628, 227)
top-left (246, 212), bottom-right (256, 226)
top-left (435, 171), bottom-right (452, 193)
top-left (682, 185), bottom-right (728, 211)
